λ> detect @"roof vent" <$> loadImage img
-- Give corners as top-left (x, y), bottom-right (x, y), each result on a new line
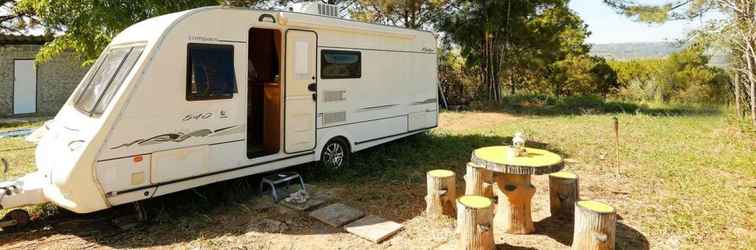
top-left (290, 2), bottom-right (339, 17)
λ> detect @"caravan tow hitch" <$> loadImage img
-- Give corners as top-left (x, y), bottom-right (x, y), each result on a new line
top-left (0, 183), bottom-right (31, 230)
top-left (0, 159), bottom-right (37, 231)
top-left (0, 185), bottom-right (31, 230)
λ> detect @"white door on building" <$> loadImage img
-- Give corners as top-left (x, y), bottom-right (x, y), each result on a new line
top-left (13, 60), bottom-right (37, 114)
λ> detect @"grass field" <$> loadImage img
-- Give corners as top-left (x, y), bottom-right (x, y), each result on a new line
top-left (0, 109), bottom-right (753, 249)
top-left (0, 118), bottom-right (47, 182)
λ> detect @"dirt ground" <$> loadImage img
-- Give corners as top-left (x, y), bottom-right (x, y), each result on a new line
top-left (0, 173), bottom-right (648, 250)
top-left (0, 112), bottom-right (653, 249)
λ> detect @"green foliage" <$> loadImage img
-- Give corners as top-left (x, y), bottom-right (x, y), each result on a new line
top-left (437, 0), bottom-right (617, 99)
top-left (0, 0), bottom-right (39, 33)
top-left (436, 0), bottom-right (538, 100)
top-left (349, 0), bottom-right (448, 29)
top-left (494, 95), bottom-right (641, 115)
top-left (14, 0), bottom-right (267, 64)
top-left (602, 0), bottom-right (693, 24)
top-left (610, 44), bottom-right (729, 103)
top-left (548, 55), bottom-right (620, 97)
top-left (438, 48), bottom-right (480, 104)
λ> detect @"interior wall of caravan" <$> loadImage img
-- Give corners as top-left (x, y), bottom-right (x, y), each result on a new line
top-left (247, 28), bottom-right (282, 158)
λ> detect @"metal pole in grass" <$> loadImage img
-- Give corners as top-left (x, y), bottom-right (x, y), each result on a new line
top-left (613, 117), bottom-right (620, 176)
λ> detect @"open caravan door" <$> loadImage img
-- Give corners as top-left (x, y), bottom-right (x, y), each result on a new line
top-left (284, 30), bottom-right (317, 153)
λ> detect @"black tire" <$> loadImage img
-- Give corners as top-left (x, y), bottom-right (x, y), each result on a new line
top-left (320, 138), bottom-right (350, 170)
top-left (1, 209), bottom-right (30, 231)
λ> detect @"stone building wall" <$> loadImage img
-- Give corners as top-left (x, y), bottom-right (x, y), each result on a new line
top-left (0, 44), bottom-right (89, 117)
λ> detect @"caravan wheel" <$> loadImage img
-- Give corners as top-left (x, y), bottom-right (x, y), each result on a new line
top-left (320, 138), bottom-right (350, 170)
top-left (0, 209), bottom-right (30, 231)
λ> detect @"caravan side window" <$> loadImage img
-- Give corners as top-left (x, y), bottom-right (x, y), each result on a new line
top-left (321, 50), bottom-right (361, 79)
top-left (186, 43), bottom-right (237, 101)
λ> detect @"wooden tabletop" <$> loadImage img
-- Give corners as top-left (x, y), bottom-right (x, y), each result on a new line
top-left (471, 146), bottom-right (564, 175)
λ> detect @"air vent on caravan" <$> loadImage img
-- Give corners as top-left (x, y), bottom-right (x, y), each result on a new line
top-left (290, 2), bottom-right (339, 17)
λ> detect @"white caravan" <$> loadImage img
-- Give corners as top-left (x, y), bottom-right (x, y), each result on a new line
top-left (0, 5), bottom-right (438, 219)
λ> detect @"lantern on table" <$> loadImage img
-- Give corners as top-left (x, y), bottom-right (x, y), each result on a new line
top-left (508, 132), bottom-right (527, 158)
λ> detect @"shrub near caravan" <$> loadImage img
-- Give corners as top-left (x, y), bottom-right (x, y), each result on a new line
top-left (0, 3), bottom-right (438, 227)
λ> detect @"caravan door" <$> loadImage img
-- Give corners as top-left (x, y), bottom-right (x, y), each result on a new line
top-left (284, 30), bottom-right (317, 153)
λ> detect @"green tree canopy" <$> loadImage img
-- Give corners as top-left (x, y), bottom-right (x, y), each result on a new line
top-left (610, 44), bottom-right (729, 103)
top-left (15, 0), bottom-right (273, 64)
top-left (349, 0), bottom-right (449, 29)
top-left (0, 0), bottom-right (38, 33)
top-left (603, 0), bottom-right (754, 123)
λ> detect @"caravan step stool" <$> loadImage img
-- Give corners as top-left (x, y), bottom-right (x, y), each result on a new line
top-left (260, 172), bottom-right (306, 202)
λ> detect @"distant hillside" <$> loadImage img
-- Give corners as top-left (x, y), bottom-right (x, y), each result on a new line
top-left (590, 42), bottom-right (729, 68)
top-left (590, 42), bottom-right (684, 60)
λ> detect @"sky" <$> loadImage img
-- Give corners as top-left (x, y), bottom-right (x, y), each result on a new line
top-left (569, 0), bottom-right (709, 44)
top-left (2, 0), bottom-right (713, 43)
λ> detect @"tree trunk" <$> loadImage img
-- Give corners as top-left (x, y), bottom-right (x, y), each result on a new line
top-left (425, 169), bottom-right (457, 218)
top-left (456, 195), bottom-right (494, 250)
top-left (549, 172), bottom-right (579, 219)
top-left (744, 39), bottom-right (756, 125)
top-left (735, 72), bottom-right (742, 118)
top-left (751, 76), bottom-right (755, 125)
top-left (572, 200), bottom-right (616, 250)
top-left (510, 74), bottom-right (516, 95)
top-left (464, 163), bottom-right (493, 198)
top-left (493, 173), bottom-right (535, 234)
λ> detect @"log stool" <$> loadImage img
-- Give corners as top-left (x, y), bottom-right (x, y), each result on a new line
top-left (549, 171), bottom-right (579, 218)
top-left (572, 200), bottom-right (616, 250)
top-left (456, 195), bottom-right (494, 250)
top-left (464, 162), bottom-right (493, 198)
top-left (425, 169), bottom-right (457, 217)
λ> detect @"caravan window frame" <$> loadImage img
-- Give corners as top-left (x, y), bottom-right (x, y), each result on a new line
top-left (320, 50), bottom-right (362, 79)
top-left (74, 45), bottom-right (145, 116)
top-left (186, 43), bottom-right (238, 101)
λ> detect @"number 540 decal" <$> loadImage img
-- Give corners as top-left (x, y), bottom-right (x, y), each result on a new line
top-left (183, 112), bottom-right (213, 121)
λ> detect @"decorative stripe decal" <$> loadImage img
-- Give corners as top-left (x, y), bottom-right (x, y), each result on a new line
top-left (355, 126), bottom-right (436, 145)
top-left (358, 104), bottom-right (398, 112)
top-left (412, 98), bottom-right (437, 105)
top-left (110, 125), bottom-right (243, 149)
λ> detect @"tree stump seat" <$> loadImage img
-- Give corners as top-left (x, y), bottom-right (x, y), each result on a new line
top-left (456, 195), bottom-right (494, 250)
top-left (464, 162), bottom-right (493, 198)
top-left (425, 169), bottom-right (457, 218)
top-left (549, 171), bottom-right (579, 219)
top-left (572, 200), bottom-right (617, 250)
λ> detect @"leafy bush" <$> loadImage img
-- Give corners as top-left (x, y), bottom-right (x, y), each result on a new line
top-left (493, 95), bottom-right (644, 115)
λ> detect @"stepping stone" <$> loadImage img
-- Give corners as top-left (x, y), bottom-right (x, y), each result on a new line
top-left (344, 215), bottom-right (403, 243)
top-left (309, 203), bottom-right (365, 227)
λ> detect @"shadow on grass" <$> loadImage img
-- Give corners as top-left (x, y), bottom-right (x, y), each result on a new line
top-left (0, 132), bottom-right (571, 248)
top-left (535, 215), bottom-right (649, 250)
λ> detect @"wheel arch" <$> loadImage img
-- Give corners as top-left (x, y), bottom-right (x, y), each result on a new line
top-left (314, 131), bottom-right (354, 160)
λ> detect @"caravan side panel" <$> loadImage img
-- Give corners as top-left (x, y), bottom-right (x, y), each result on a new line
top-left (151, 145), bottom-right (210, 183)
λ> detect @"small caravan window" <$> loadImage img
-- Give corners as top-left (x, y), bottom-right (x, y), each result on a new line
top-left (321, 50), bottom-right (361, 79)
top-left (187, 43), bottom-right (237, 101)
top-left (74, 46), bottom-right (145, 115)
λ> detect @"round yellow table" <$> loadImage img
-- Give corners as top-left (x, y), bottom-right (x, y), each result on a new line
top-left (470, 146), bottom-right (564, 234)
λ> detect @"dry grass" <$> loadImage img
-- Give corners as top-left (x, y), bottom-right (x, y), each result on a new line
top-left (0, 110), bottom-right (753, 249)
top-left (0, 118), bottom-right (47, 182)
